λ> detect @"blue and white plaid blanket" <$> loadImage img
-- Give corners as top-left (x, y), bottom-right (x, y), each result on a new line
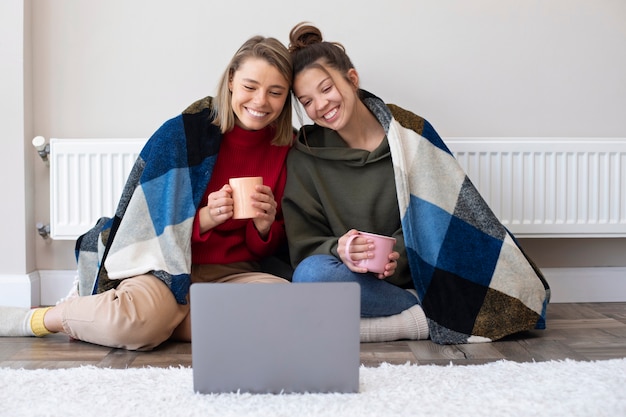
top-left (75, 91), bottom-right (549, 344)
top-left (75, 97), bottom-right (220, 304)
top-left (363, 90), bottom-right (550, 344)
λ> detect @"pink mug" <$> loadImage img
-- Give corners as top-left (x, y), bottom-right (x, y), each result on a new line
top-left (229, 176), bottom-right (263, 219)
top-left (344, 231), bottom-right (396, 274)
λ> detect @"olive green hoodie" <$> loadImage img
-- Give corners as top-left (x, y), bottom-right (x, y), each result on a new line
top-left (282, 124), bottom-right (412, 288)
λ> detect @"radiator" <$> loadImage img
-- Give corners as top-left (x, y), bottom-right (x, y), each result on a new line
top-left (48, 137), bottom-right (626, 239)
top-left (446, 138), bottom-right (626, 237)
top-left (49, 138), bottom-right (146, 240)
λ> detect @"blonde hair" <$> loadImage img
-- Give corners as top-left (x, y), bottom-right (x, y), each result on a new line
top-left (213, 36), bottom-right (293, 146)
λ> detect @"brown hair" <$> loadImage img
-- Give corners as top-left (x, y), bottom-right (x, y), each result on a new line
top-left (213, 36), bottom-right (293, 146)
top-left (288, 22), bottom-right (355, 83)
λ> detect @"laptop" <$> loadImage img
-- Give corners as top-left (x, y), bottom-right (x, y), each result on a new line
top-left (190, 282), bottom-right (361, 394)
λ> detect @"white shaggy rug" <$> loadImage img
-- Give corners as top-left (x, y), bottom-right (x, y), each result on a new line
top-left (1, 359), bottom-right (625, 417)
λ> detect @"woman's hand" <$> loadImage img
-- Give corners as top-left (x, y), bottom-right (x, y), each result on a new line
top-left (198, 184), bottom-right (234, 233)
top-left (338, 229), bottom-right (369, 273)
top-left (251, 184), bottom-right (277, 239)
top-left (377, 250), bottom-right (399, 279)
top-left (338, 229), bottom-right (399, 278)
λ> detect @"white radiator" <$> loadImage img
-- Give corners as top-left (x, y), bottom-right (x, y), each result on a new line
top-left (47, 137), bottom-right (626, 239)
top-left (49, 138), bottom-right (146, 240)
top-left (446, 138), bottom-right (626, 238)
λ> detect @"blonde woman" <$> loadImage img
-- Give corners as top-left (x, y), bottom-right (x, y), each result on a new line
top-left (1, 35), bottom-right (293, 350)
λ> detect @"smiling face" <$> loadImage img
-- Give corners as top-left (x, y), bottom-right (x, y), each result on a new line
top-left (228, 57), bottom-right (290, 131)
top-left (293, 63), bottom-right (360, 133)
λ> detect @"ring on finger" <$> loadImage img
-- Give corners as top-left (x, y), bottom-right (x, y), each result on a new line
top-left (217, 207), bottom-right (222, 215)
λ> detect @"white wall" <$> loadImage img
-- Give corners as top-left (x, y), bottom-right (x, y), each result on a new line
top-left (0, 0), bottom-right (40, 307)
top-left (30, 0), bottom-right (626, 139)
top-left (2, 0), bottom-right (626, 305)
top-left (1, 1), bottom-right (30, 273)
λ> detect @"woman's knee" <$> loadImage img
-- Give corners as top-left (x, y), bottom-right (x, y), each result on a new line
top-left (63, 275), bottom-right (188, 350)
top-left (112, 281), bottom-right (189, 349)
top-left (292, 254), bottom-right (355, 283)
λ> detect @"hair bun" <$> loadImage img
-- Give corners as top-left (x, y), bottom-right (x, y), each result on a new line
top-left (289, 22), bottom-right (323, 53)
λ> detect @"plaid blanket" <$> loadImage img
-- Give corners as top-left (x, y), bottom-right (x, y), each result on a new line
top-left (362, 90), bottom-right (550, 344)
top-left (75, 97), bottom-right (220, 303)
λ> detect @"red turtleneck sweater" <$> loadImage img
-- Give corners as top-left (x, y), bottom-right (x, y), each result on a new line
top-left (191, 125), bottom-right (290, 264)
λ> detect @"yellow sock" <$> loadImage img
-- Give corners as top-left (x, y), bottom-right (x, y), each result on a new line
top-left (30, 307), bottom-right (54, 337)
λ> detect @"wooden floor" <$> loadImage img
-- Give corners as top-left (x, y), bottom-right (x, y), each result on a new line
top-left (1, 302), bottom-right (625, 369)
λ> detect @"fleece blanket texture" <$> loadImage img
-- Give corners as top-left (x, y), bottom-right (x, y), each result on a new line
top-left (362, 91), bottom-right (550, 344)
top-left (75, 97), bottom-right (220, 303)
top-left (74, 92), bottom-right (550, 345)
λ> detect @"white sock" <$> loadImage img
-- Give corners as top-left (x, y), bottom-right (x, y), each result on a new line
top-left (360, 303), bottom-right (429, 343)
top-left (0, 306), bottom-right (36, 337)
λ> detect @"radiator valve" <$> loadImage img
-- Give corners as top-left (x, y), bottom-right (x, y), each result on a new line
top-left (32, 136), bottom-right (50, 167)
top-left (36, 222), bottom-right (50, 239)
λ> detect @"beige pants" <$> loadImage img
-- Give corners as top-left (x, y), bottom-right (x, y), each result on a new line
top-left (61, 262), bottom-right (288, 351)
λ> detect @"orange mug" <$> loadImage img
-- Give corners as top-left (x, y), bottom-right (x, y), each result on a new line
top-left (229, 176), bottom-right (263, 219)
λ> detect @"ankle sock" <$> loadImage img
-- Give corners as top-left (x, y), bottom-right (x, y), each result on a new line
top-left (0, 306), bottom-right (53, 337)
top-left (360, 304), bottom-right (429, 343)
top-left (30, 307), bottom-right (54, 337)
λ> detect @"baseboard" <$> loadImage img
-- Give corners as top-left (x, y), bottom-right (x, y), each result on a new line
top-left (38, 270), bottom-right (78, 306)
top-left (0, 270), bottom-right (75, 308)
top-left (0, 267), bottom-right (624, 307)
top-left (540, 267), bottom-right (626, 303)
top-left (0, 272), bottom-right (41, 308)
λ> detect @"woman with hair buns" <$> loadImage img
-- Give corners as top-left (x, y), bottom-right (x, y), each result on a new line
top-left (283, 23), bottom-right (550, 344)
top-left (0, 35), bottom-right (293, 350)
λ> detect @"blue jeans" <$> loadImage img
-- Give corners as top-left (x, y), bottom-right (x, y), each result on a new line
top-left (292, 254), bottom-right (418, 317)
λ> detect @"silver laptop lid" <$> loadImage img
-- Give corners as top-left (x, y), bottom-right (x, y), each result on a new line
top-left (190, 282), bottom-right (361, 394)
